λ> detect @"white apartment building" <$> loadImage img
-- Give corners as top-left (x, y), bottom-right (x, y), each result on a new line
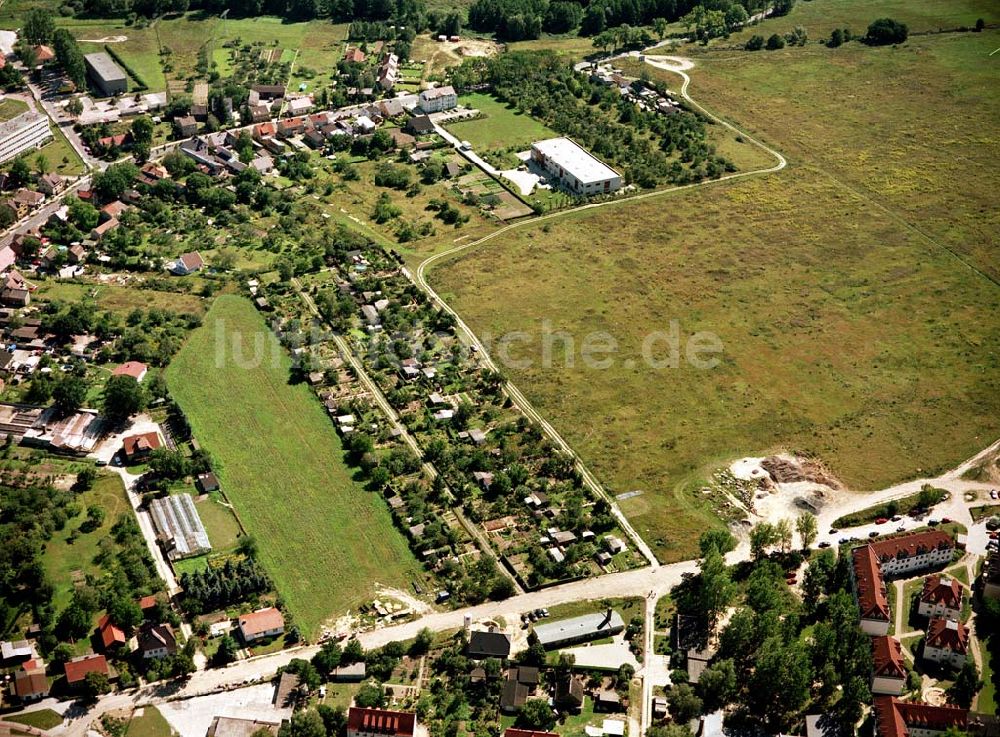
top-left (0, 112), bottom-right (52, 165)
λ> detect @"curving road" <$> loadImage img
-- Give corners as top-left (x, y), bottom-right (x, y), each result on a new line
top-left (412, 55), bottom-right (786, 577)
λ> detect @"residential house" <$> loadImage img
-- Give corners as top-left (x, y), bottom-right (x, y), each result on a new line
top-left (237, 607), bottom-right (284, 643)
top-left (594, 690), bottom-right (622, 712)
top-left (97, 614), bottom-right (126, 651)
top-left (137, 623), bottom-right (177, 659)
top-left (277, 117), bottom-right (306, 138)
top-left (32, 45), bottom-right (55, 64)
top-left (554, 675), bottom-right (585, 712)
top-left (171, 251), bottom-right (205, 275)
top-left (923, 618), bottom-right (969, 669)
top-left (64, 653), bottom-right (110, 688)
top-left (405, 114), bottom-right (434, 135)
top-left (37, 172), bottom-right (65, 195)
top-left (330, 662), bottom-right (366, 682)
top-left (919, 574), bottom-right (963, 621)
top-left (347, 707), bottom-right (416, 737)
top-left (251, 85), bottom-right (285, 101)
top-left (871, 635), bottom-right (907, 696)
top-left (1, 270), bottom-right (31, 306)
top-left (175, 115), bottom-right (198, 137)
top-left (344, 47), bottom-right (366, 64)
top-left (13, 659), bottom-right (49, 702)
top-left (112, 360), bottom-right (148, 382)
top-left (379, 98), bottom-right (404, 118)
top-left (90, 217), bottom-right (119, 241)
top-left (249, 104), bottom-right (271, 123)
top-left (101, 200), bottom-right (130, 221)
top-left (418, 86), bottom-right (457, 113)
top-left (285, 97), bottom-right (313, 116)
top-left (378, 53), bottom-right (398, 91)
top-left (122, 430), bottom-right (163, 462)
top-left (67, 244), bottom-right (86, 264)
top-left (467, 630), bottom-right (511, 659)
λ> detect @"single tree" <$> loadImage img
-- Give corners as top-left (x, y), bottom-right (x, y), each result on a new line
top-left (796, 513), bottom-right (818, 549)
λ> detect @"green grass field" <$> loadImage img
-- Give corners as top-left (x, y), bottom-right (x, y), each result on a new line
top-left (43, 473), bottom-right (129, 611)
top-left (125, 706), bottom-right (174, 737)
top-left (196, 493), bottom-right (242, 551)
top-left (6, 709), bottom-right (63, 730)
top-left (430, 31), bottom-right (1000, 563)
top-left (445, 93), bottom-right (558, 152)
top-left (33, 280), bottom-right (208, 316)
top-left (0, 98), bottom-right (28, 121)
top-left (166, 295), bottom-right (423, 636)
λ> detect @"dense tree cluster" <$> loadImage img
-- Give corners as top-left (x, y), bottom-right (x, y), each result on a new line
top-left (864, 17), bottom-right (908, 45)
top-left (669, 540), bottom-right (874, 731)
top-left (451, 52), bottom-right (731, 188)
top-left (179, 556), bottom-right (272, 614)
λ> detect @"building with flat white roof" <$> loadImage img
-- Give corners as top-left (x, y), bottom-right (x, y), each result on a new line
top-left (532, 609), bottom-right (624, 649)
top-left (530, 137), bottom-right (622, 196)
top-left (0, 111), bottom-right (52, 164)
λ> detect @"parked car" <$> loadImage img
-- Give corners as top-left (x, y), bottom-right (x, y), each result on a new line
top-left (829, 528), bottom-right (839, 535)
top-left (928, 519), bottom-right (940, 526)
top-left (818, 541), bottom-right (831, 548)
top-left (891, 515), bottom-right (902, 522)
top-left (897, 525), bottom-right (906, 532)
top-left (869, 531), bottom-right (879, 538)
top-left (990, 489), bottom-right (998, 500)
top-left (876, 517), bottom-right (888, 524)
top-left (941, 517), bottom-right (951, 524)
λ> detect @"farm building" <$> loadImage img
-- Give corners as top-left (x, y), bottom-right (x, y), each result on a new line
top-left (530, 137), bottom-right (622, 197)
top-left (0, 111), bottom-right (52, 165)
top-left (532, 609), bottom-right (624, 649)
top-left (148, 493), bottom-right (212, 560)
top-left (346, 707), bottom-right (417, 737)
top-left (84, 52), bottom-right (128, 96)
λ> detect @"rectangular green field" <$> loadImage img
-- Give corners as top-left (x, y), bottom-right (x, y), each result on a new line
top-left (165, 295), bottom-right (423, 636)
top-left (445, 93), bottom-right (558, 152)
top-left (430, 31), bottom-right (1000, 563)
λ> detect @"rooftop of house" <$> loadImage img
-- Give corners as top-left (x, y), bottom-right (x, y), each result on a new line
top-left (920, 574), bottom-right (963, 608)
top-left (346, 707), bottom-right (416, 737)
top-left (852, 545), bottom-right (890, 622)
top-left (925, 617), bottom-right (969, 653)
top-left (872, 636), bottom-right (906, 679)
top-left (873, 696), bottom-right (967, 737)
top-left (238, 607), bottom-right (284, 636)
top-left (64, 653), bottom-right (109, 683)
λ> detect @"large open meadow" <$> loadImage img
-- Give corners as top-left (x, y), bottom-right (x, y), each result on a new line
top-left (166, 295), bottom-right (422, 636)
top-left (430, 30), bottom-right (1000, 562)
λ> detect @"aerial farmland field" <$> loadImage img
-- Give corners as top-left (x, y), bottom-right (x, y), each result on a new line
top-left (429, 30), bottom-right (1000, 562)
top-left (166, 295), bottom-right (423, 635)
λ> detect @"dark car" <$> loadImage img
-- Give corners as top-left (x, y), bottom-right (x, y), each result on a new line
top-left (818, 541), bottom-right (831, 548)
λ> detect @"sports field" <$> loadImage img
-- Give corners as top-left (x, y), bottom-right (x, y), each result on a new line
top-left (166, 295), bottom-right (422, 636)
top-left (430, 30), bottom-right (1000, 562)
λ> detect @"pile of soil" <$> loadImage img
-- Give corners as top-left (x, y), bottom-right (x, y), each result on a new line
top-left (761, 455), bottom-right (841, 489)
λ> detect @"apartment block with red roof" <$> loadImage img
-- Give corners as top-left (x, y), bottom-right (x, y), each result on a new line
top-left (871, 636), bottom-right (907, 696)
top-left (850, 531), bottom-right (955, 636)
top-left (873, 696), bottom-right (966, 737)
top-left (918, 574), bottom-right (963, 621)
top-left (346, 707), bottom-right (417, 737)
top-left (923, 617), bottom-right (969, 669)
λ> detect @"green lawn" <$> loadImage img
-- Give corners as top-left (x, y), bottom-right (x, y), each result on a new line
top-left (126, 706), bottom-right (174, 737)
top-left (33, 280), bottom-right (208, 316)
top-left (6, 709), bottom-right (63, 730)
top-left (196, 493), bottom-right (242, 552)
top-left (430, 31), bottom-right (1000, 563)
top-left (165, 295), bottom-right (423, 636)
top-left (43, 473), bottom-right (129, 612)
top-left (445, 93), bottom-right (558, 152)
top-left (980, 633), bottom-right (997, 714)
top-left (0, 98), bottom-right (28, 122)
top-left (833, 487), bottom-right (946, 528)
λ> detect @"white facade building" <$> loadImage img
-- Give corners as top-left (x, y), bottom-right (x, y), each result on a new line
top-left (530, 137), bottom-right (622, 196)
top-left (0, 112), bottom-right (52, 165)
top-left (418, 85), bottom-right (457, 113)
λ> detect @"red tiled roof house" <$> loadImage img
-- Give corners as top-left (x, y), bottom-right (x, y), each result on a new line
top-left (918, 574), bottom-right (963, 621)
top-left (237, 607), bottom-right (284, 644)
top-left (873, 696), bottom-right (966, 737)
top-left (64, 653), bottom-right (110, 688)
top-left (850, 531), bottom-right (955, 636)
top-left (347, 707), bottom-right (416, 737)
top-left (122, 431), bottom-right (163, 462)
top-left (923, 617), bottom-right (969, 670)
top-left (871, 635), bottom-right (906, 696)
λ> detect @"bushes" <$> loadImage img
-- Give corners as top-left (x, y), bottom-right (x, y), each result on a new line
top-left (745, 34), bottom-right (764, 51)
top-left (864, 18), bottom-right (908, 46)
top-left (765, 34), bottom-right (785, 50)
